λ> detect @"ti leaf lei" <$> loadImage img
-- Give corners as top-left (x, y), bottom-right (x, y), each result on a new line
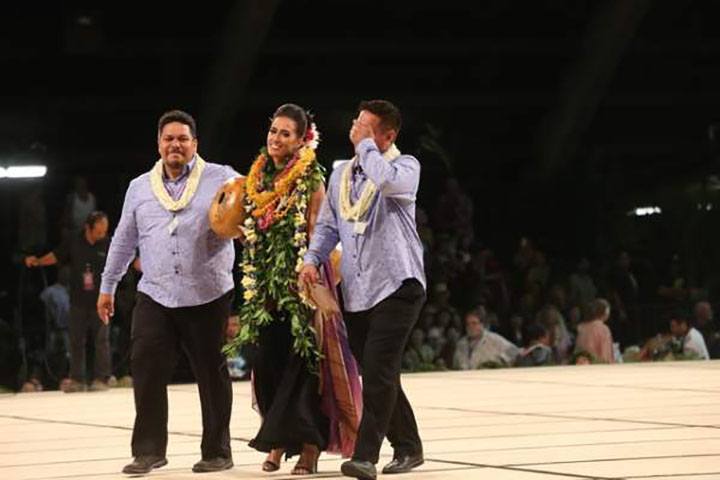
top-left (224, 147), bottom-right (326, 370)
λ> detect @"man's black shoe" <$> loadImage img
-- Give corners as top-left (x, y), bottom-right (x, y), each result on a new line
top-left (192, 457), bottom-right (233, 473)
top-left (382, 453), bottom-right (424, 474)
top-left (341, 459), bottom-right (377, 480)
top-left (122, 456), bottom-right (168, 474)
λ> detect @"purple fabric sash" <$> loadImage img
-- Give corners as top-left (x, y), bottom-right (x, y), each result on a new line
top-left (315, 261), bottom-right (363, 457)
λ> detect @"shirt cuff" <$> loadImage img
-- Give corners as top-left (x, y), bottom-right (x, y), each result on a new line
top-left (303, 252), bottom-right (321, 267)
top-left (100, 279), bottom-right (118, 296)
top-left (356, 137), bottom-right (379, 160)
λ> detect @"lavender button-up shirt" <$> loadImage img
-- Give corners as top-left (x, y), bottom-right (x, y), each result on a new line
top-left (100, 158), bottom-right (239, 308)
top-left (304, 138), bottom-right (426, 312)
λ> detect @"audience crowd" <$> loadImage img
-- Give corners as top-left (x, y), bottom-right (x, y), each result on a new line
top-left (3, 172), bottom-right (718, 393)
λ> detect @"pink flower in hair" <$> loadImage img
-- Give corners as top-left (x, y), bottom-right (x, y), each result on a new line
top-left (305, 122), bottom-right (320, 150)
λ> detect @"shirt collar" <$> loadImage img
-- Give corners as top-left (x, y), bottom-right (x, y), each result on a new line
top-left (163, 155), bottom-right (196, 182)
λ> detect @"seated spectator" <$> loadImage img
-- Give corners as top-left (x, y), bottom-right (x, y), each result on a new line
top-left (20, 378), bottom-right (43, 392)
top-left (669, 311), bottom-right (710, 360)
top-left (693, 301), bottom-right (720, 358)
top-left (575, 299), bottom-right (615, 363)
top-left (515, 323), bottom-right (553, 367)
top-left (453, 307), bottom-right (519, 370)
top-left (571, 351), bottom-right (594, 365)
top-left (536, 305), bottom-right (572, 364)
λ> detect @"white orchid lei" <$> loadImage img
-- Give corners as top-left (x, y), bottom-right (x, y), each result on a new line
top-left (225, 145), bottom-right (325, 368)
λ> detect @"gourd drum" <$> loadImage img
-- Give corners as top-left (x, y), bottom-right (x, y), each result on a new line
top-left (208, 176), bottom-right (246, 239)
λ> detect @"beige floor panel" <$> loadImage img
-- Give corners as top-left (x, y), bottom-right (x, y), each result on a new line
top-left (1, 361), bottom-right (719, 479)
top-left (522, 455), bottom-right (720, 477)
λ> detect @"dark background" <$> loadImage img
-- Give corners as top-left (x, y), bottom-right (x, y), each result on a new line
top-left (3, 0), bottom-right (720, 321)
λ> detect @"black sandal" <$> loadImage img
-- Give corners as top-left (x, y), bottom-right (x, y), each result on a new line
top-left (291, 445), bottom-right (319, 475)
top-left (262, 459), bottom-right (280, 472)
top-left (262, 448), bottom-right (283, 472)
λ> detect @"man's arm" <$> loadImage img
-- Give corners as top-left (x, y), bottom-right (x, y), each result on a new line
top-left (25, 251), bottom-right (58, 268)
top-left (356, 138), bottom-right (420, 202)
top-left (100, 184), bottom-right (140, 298)
top-left (300, 174), bottom-right (341, 284)
top-left (98, 185), bottom-right (139, 324)
top-left (25, 235), bottom-right (72, 268)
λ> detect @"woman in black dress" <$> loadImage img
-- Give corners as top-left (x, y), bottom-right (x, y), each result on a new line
top-left (231, 104), bottom-right (361, 474)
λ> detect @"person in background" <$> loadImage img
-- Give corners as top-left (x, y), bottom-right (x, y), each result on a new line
top-left (453, 307), bottom-right (519, 369)
top-left (693, 301), bottom-right (720, 358)
top-left (25, 211), bottom-right (111, 392)
top-left (515, 323), bottom-right (553, 367)
top-left (63, 176), bottom-right (97, 237)
top-left (669, 311), bottom-right (710, 360)
top-left (575, 298), bottom-right (615, 364)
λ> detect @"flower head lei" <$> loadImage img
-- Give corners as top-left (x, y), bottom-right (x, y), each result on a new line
top-left (304, 120), bottom-right (320, 151)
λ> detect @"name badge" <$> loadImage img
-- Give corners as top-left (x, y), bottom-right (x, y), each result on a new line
top-left (353, 221), bottom-right (368, 235)
top-left (168, 216), bottom-right (179, 235)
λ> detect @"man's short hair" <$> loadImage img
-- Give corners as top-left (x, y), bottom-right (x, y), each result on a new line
top-left (358, 99), bottom-right (402, 133)
top-left (668, 308), bottom-right (692, 326)
top-left (158, 110), bottom-right (197, 138)
top-left (466, 306), bottom-right (487, 324)
top-left (85, 211), bottom-right (108, 228)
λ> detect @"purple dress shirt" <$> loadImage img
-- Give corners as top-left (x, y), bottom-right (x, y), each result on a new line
top-left (304, 138), bottom-right (426, 312)
top-left (100, 157), bottom-right (239, 308)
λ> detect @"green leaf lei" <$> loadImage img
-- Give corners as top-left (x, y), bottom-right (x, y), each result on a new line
top-left (224, 148), bottom-right (326, 370)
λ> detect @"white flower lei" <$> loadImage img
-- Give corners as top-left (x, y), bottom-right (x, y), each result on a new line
top-left (149, 155), bottom-right (206, 211)
top-left (339, 144), bottom-right (401, 222)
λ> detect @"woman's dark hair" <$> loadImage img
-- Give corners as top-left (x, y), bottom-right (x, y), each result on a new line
top-left (158, 110), bottom-right (197, 138)
top-left (272, 103), bottom-right (310, 138)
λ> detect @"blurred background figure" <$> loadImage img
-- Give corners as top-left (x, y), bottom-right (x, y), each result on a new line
top-left (25, 211), bottom-right (111, 392)
top-left (453, 307), bottom-right (519, 370)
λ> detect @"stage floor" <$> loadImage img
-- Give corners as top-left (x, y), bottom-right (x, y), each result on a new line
top-left (1, 361), bottom-right (719, 480)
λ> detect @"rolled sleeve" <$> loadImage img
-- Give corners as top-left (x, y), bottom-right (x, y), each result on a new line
top-left (304, 173), bottom-right (340, 266)
top-left (100, 183), bottom-right (139, 295)
top-left (356, 138), bottom-right (420, 202)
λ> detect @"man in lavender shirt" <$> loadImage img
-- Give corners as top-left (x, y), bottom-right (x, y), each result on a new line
top-left (300, 100), bottom-right (426, 480)
top-left (97, 110), bottom-right (239, 475)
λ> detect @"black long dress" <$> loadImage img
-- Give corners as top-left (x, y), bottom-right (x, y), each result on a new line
top-left (249, 314), bottom-right (329, 458)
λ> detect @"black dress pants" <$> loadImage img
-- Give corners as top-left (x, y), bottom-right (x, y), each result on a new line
top-left (130, 291), bottom-right (233, 460)
top-left (343, 279), bottom-right (426, 464)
